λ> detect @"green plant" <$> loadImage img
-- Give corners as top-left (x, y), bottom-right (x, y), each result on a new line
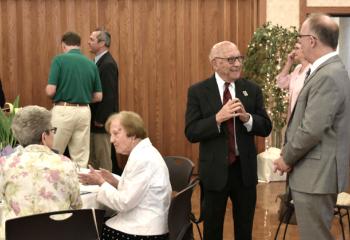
top-left (0, 96), bottom-right (20, 149)
top-left (243, 22), bottom-right (298, 134)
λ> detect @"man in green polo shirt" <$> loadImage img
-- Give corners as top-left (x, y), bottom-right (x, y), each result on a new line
top-left (46, 31), bottom-right (102, 168)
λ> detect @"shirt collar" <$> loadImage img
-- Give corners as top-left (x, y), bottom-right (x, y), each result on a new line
top-left (67, 49), bottom-right (81, 54)
top-left (215, 72), bottom-right (235, 89)
top-left (310, 51), bottom-right (337, 75)
top-left (94, 50), bottom-right (108, 64)
top-left (131, 138), bottom-right (151, 152)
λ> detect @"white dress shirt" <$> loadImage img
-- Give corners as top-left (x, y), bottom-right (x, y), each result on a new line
top-left (96, 138), bottom-right (172, 236)
top-left (310, 51), bottom-right (338, 75)
top-left (94, 50), bottom-right (108, 64)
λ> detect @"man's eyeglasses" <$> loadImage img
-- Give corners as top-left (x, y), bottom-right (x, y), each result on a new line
top-left (45, 127), bottom-right (57, 134)
top-left (298, 34), bottom-right (317, 40)
top-left (215, 56), bottom-right (244, 64)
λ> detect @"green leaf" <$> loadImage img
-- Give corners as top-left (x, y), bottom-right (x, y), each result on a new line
top-left (0, 96), bottom-right (20, 149)
top-left (243, 22), bottom-right (298, 132)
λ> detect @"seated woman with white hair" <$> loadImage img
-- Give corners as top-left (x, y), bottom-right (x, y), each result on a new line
top-left (0, 105), bottom-right (82, 236)
top-left (79, 111), bottom-right (172, 240)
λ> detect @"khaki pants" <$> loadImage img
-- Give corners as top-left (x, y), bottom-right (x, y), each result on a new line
top-left (51, 105), bottom-right (91, 168)
top-left (88, 133), bottom-right (112, 171)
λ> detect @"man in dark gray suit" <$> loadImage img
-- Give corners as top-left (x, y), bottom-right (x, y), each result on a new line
top-left (185, 41), bottom-right (272, 240)
top-left (274, 14), bottom-right (350, 240)
top-left (88, 28), bottom-right (119, 171)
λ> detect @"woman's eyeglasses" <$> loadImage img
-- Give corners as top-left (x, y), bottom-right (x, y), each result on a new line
top-left (45, 127), bottom-right (57, 134)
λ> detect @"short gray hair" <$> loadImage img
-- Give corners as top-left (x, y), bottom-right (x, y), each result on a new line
top-left (95, 27), bottom-right (111, 48)
top-left (11, 105), bottom-right (52, 146)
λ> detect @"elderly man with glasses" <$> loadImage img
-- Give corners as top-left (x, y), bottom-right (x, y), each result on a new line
top-left (185, 41), bottom-right (272, 240)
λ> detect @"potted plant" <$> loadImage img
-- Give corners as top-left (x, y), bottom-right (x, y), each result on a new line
top-left (0, 96), bottom-right (20, 156)
top-left (243, 22), bottom-right (298, 148)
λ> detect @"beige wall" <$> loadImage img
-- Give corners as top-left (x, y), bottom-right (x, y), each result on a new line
top-left (267, 0), bottom-right (299, 28)
top-left (267, 0), bottom-right (350, 29)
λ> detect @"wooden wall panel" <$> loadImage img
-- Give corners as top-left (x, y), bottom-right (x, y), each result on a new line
top-left (0, 0), bottom-right (266, 172)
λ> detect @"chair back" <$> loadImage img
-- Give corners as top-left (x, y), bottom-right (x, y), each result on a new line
top-left (164, 156), bottom-right (194, 192)
top-left (168, 178), bottom-right (199, 240)
top-left (6, 209), bottom-right (105, 240)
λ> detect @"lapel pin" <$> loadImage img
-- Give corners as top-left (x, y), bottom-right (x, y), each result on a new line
top-left (243, 90), bottom-right (248, 96)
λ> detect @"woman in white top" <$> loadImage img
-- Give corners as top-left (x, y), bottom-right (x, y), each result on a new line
top-left (79, 111), bottom-right (172, 240)
top-left (276, 43), bottom-right (311, 121)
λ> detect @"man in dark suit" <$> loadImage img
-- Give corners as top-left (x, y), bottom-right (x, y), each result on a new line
top-left (185, 41), bottom-right (272, 240)
top-left (88, 28), bottom-right (119, 171)
top-left (274, 14), bottom-right (350, 240)
top-left (0, 78), bottom-right (5, 108)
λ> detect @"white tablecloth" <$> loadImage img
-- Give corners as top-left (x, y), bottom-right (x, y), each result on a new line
top-left (81, 185), bottom-right (102, 209)
top-left (257, 147), bottom-right (286, 183)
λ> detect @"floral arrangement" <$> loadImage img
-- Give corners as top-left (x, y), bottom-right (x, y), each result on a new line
top-left (0, 96), bottom-right (20, 154)
top-left (243, 22), bottom-right (298, 147)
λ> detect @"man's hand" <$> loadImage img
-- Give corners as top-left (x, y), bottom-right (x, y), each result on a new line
top-left (216, 99), bottom-right (235, 124)
top-left (273, 156), bottom-right (292, 175)
top-left (231, 99), bottom-right (250, 123)
top-left (45, 84), bottom-right (57, 98)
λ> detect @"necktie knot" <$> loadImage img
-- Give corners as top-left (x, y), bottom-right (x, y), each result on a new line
top-left (305, 69), bottom-right (311, 79)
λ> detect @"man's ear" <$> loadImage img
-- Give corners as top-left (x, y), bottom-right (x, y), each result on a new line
top-left (310, 37), bottom-right (317, 48)
top-left (61, 42), bottom-right (67, 52)
top-left (211, 59), bottom-right (218, 71)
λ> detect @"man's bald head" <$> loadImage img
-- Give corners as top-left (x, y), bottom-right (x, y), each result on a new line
top-left (209, 41), bottom-right (239, 62)
top-left (306, 13), bottom-right (339, 50)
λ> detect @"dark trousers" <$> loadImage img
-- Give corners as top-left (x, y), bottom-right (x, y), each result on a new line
top-left (202, 161), bottom-right (256, 240)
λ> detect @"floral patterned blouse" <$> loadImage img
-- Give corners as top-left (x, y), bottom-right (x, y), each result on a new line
top-left (0, 144), bottom-right (82, 236)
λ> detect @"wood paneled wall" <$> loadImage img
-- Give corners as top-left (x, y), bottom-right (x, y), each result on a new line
top-left (0, 0), bottom-right (266, 171)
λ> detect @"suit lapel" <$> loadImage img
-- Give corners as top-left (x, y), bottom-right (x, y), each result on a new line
top-left (303, 55), bottom-right (340, 88)
top-left (288, 55), bottom-right (341, 125)
top-left (204, 76), bottom-right (223, 113)
top-left (235, 80), bottom-right (245, 104)
top-left (96, 52), bottom-right (110, 67)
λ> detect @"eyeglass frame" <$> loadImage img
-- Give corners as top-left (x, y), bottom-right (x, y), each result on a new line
top-left (298, 34), bottom-right (317, 40)
top-left (44, 127), bottom-right (57, 135)
top-left (215, 55), bottom-right (244, 64)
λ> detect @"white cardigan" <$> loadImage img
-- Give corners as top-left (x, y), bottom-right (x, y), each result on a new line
top-left (97, 138), bottom-right (172, 235)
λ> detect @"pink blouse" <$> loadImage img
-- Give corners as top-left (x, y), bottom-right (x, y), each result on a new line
top-left (276, 64), bottom-right (311, 119)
